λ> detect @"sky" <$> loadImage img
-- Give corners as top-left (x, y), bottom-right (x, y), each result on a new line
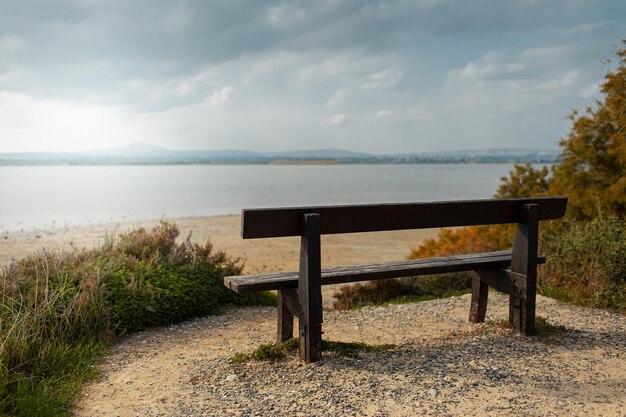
top-left (0, 0), bottom-right (625, 154)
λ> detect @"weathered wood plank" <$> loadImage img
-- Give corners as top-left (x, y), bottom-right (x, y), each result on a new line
top-left (509, 204), bottom-right (539, 335)
top-left (470, 269), bottom-right (528, 297)
top-left (298, 214), bottom-right (322, 363)
top-left (469, 275), bottom-right (488, 323)
top-left (277, 290), bottom-right (295, 343)
top-left (224, 251), bottom-right (547, 294)
top-left (241, 197), bottom-right (567, 238)
top-left (278, 288), bottom-right (303, 319)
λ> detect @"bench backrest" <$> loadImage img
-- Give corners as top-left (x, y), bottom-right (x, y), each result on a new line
top-left (241, 197), bottom-right (567, 238)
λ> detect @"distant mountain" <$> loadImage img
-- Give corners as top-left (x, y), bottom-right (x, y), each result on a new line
top-left (0, 143), bottom-right (559, 165)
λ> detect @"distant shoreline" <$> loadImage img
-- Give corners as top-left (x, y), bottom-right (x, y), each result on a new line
top-left (0, 143), bottom-right (561, 165)
top-left (0, 160), bottom-right (557, 166)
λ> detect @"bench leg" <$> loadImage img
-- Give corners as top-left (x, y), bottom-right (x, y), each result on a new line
top-left (277, 290), bottom-right (294, 343)
top-left (299, 213), bottom-right (323, 363)
top-left (509, 203), bottom-right (539, 335)
top-left (469, 275), bottom-right (488, 323)
top-left (509, 295), bottom-right (535, 335)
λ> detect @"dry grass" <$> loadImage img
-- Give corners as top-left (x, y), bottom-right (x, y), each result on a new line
top-left (0, 221), bottom-right (272, 416)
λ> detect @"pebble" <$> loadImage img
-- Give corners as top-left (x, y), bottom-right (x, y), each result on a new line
top-left (77, 294), bottom-right (625, 417)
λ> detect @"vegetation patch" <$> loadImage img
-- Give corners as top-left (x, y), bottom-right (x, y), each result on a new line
top-left (487, 317), bottom-right (567, 344)
top-left (540, 216), bottom-right (625, 311)
top-left (347, 289), bottom-right (472, 311)
top-left (533, 317), bottom-right (567, 341)
top-left (380, 294), bottom-right (438, 306)
top-left (230, 341), bottom-right (288, 363)
top-left (386, 289), bottom-right (471, 305)
top-left (321, 340), bottom-right (396, 358)
top-left (230, 338), bottom-right (396, 362)
top-left (0, 221), bottom-right (274, 416)
top-left (333, 275), bottom-right (472, 310)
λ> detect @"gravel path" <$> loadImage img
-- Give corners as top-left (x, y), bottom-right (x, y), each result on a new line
top-left (76, 294), bottom-right (626, 417)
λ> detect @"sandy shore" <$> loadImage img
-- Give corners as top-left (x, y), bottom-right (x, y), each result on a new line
top-left (0, 215), bottom-right (439, 273)
top-left (0, 215), bottom-right (439, 307)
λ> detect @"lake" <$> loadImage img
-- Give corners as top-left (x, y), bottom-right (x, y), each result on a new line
top-left (0, 164), bottom-right (538, 232)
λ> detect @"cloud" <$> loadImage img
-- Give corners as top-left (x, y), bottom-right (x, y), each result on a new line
top-left (446, 46), bottom-right (589, 111)
top-left (579, 82), bottom-right (601, 98)
top-left (0, 34), bottom-right (23, 51)
top-left (361, 68), bottom-right (403, 90)
top-left (448, 51), bottom-right (526, 82)
top-left (110, 66), bottom-right (226, 111)
top-left (331, 113), bottom-right (347, 125)
top-left (240, 51), bottom-right (302, 83)
top-left (297, 53), bottom-right (365, 80)
top-left (325, 87), bottom-right (351, 108)
top-left (0, 0), bottom-right (625, 153)
top-left (266, 4), bottom-right (307, 25)
top-left (538, 70), bottom-right (579, 92)
top-left (519, 46), bottom-right (572, 60)
top-left (2, 1), bottom-right (618, 107)
top-left (562, 22), bottom-right (606, 37)
top-left (206, 86), bottom-right (233, 107)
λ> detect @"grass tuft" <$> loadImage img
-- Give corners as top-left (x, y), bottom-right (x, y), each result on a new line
top-left (533, 317), bottom-right (567, 344)
top-left (230, 338), bottom-right (396, 362)
top-left (487, 316), bottom-right (567, 344)
top-left (321, 340), bottom-right (396, 358)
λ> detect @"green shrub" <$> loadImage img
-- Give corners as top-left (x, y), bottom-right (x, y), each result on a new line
top-left (103, 262), bottom-right (224, 333)
top-left (0, 221), bottom-right (274, 416)
top-left (539, 216), bottom-right (626, 311)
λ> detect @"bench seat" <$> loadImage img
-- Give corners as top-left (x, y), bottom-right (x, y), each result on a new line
top-left (224, 250), bottom-right (546, 294)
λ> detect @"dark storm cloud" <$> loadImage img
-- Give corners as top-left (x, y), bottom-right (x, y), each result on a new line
top-left (2, 0), bottom-right (623, 103)
top-left (0, 0), bottom-right (625, 152)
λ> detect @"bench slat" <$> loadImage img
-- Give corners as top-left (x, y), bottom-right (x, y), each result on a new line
top-left (224, 251), bottom-right (546, 294)
top-left (241, 197), bottom-right (567, 238)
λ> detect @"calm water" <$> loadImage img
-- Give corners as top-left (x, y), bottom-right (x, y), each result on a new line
top-left (0, 164), bottom-right (535, 232)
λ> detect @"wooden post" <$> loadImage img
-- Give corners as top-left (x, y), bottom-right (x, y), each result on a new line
top-left (469, 275), bottom-right (488, 323)
top-left (277, 290), bottom-right (294, 343)
top-left (298, 213), bottom-right (322, 363)
top-left (509, 204), bottom-right (539, 335)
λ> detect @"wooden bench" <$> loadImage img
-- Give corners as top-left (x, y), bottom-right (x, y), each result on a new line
top-left (224, 197), bottom-right (567, 363)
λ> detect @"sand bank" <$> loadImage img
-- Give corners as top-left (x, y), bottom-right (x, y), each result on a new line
top-left (1, 215), bottom-right (440, 308)
top-left (0, 215), bottom-right (439, 272)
